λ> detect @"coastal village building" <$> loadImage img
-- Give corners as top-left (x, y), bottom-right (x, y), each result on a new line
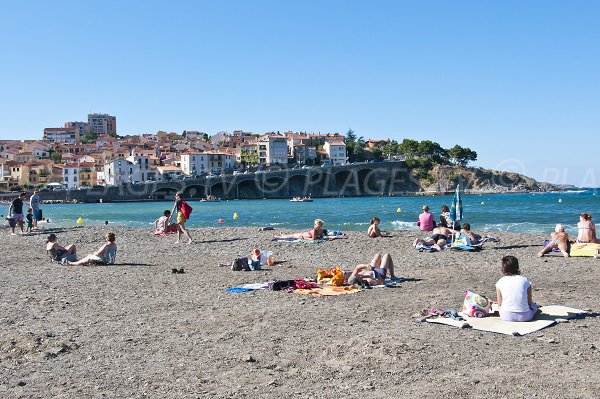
top-left (77, 162), bottom-right (96, 188)
top-left (63, 164), bottom-right (80, 189)
top-left (126, 155), bottom-right (151, 182)
top-left (88, 113), bottom-right (116, 137)
top-left (323, 139), bottom-right (348, 165)
top-left (239, 140), bottom-right (259, 166)
top-left (156, 165), bottom-right (183, 181)
top-left (103, 158), bottom-right (142, 186)
top-left (206, 152), bottom-right (235, 173)
top-left (257, 135), bottom-right (288, 166)
top-left (43, 127), bottom-right (80, 144)
top-left (180, 152), bottom-right (207, 176)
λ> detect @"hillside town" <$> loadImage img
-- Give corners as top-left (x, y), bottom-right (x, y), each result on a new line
top-left (0, 113), bottom-right (370, 191)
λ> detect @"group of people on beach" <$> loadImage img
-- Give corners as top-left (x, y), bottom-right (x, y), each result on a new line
top-left (23, 190), bottom-right (591, 324)
top-left (5, 190), bottom-right (44, 235)
top-left (538, 212), bottom-right (598, 258)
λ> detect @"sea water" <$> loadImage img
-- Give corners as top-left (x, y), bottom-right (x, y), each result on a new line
top-left (11, 190), bottom-right (598, 235)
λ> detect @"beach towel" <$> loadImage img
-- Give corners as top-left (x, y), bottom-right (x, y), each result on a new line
top-left (415, 244), bottom-right (438, 252)
top-left (225, 283), bottom-right (269, 293)
top-left (543, 240), bottom-right (562, 253)
top-left (272, 237), bottom-right (348, 243)
top-left (294, 286), bottom-right (360, 296)
top-left (569, 242), bottom-right (600, 257)
top-left (426, 305), bottom-right (589, 336)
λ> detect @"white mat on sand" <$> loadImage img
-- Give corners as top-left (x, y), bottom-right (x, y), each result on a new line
top-left (426, 305), bottom-right (588, 336)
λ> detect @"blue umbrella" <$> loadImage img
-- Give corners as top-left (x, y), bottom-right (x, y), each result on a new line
top-left (449, 184), bottom-right (463, 227)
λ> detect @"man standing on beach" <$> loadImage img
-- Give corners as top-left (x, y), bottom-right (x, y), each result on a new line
top-left (8, 192), bottom-right (26, 235)
top-left (29, 189), bottom-right (41, 229)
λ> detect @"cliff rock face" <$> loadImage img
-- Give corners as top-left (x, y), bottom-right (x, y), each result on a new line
top-left (421, 165), bottom-right (558, 193)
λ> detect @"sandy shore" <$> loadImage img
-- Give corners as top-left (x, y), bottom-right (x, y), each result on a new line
top-left (1, 226), bottom-right (599, 398)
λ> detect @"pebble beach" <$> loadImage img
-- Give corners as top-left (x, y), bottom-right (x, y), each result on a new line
top-left (1, 226), bottom-right (599, 398)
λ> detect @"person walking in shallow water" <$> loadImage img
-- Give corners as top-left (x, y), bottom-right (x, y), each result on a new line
top-left (168, 192), bottom-right (193, 244)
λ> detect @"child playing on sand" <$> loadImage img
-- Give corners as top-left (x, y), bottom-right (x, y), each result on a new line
top-left (68, 232), bottom-right (117, 266)
top-left (496, 255), bottom-right (539, 322)
top-left (367, 217), bottom-right (382, 237)
top-left (25, 208), bottom-right (33, 233)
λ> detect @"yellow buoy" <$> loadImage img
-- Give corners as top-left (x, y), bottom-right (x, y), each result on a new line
top-left (76, 217), bottom-right (83, 225)
top-left (396, 208), bottom-right (401, 213)
top-left (233, 212), bottom-right (239, 220)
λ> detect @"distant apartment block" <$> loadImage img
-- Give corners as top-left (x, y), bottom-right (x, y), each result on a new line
top-left (88, 113), bottom-right (116, 136)
top-left (64, 121), bottom-right (90, 136)
top-left (43, 127), bottom-right (80, 144)
top-left (257, 135), bottom-right (288, 165)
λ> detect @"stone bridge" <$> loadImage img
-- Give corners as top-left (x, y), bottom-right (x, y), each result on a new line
top-left (20, 162), bottom-right (423, 203)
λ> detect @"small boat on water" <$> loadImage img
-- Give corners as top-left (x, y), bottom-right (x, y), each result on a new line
top-left (290, 197), bottom-right (313, 202)
top-left (200, 195), bottom-right (221, 202)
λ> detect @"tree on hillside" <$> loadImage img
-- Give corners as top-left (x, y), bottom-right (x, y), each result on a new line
top-left (80, 132), bottom-right (96, 144)
top-left (417, 140), bottom-right (448, 164)
top-left (345, 129), bottom-right (366, 162)
top-left (382, 140), bottom-right (400, 158)
top-left (398, 139), bottom-right (420, 158)
top-left (448, 145), bottom-right (478, 166)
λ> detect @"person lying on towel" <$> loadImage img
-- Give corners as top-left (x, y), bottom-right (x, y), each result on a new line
top-left (346, 253), bottom-right (398, 287)
top-left (413, 219), bottom-right (456, 250)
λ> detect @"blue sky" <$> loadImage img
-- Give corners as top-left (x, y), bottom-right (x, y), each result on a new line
top-left (1, 1), bottom-right (598, 185)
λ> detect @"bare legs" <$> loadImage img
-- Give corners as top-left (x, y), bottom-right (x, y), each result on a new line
top-left (348, 253), bottom-right (397, 285)
top-left (177, 221), bottom-right (193, 244)
top-left (538, 242), bottom-right (569, 258)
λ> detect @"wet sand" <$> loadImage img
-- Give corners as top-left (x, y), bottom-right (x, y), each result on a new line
top-left (1, 226), bottom-right (599, 398)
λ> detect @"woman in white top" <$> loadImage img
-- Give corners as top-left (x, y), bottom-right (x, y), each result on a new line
top-left (495, 255), bottom-right (539, 322)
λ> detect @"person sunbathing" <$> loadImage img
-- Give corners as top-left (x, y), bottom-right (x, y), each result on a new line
top-left (576, 213), bottom-right (596, 243)
top-left (68, 232), bottom-right (117, 266)
top-left (347, 253), bottom-right (397, 286)
top-left (413, 220), bottom-right (455, 250)
top-left (274, 219), bottom-right (325, 240)
top-left (538, 224), bottom-right (570, 258)
top-left (46, 233), bottom-right (76, 262)
top-left (496, 255), bottom-right (539, 322)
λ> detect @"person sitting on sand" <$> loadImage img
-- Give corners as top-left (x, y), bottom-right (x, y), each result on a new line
top-left (347, 253), bottom-right (398, 286)
top-left (440, 205), bottom-right (460, 230)
top-left (416, 205), bottom-right (435, 232)
top-left (576, 213), bottom-right (596, 243)
top-left (459, 223), bottom-right (481, 244)
top-left (275, 219), bottom-right (325, 240)
top-left (367, 217), bottom-right (382, 238)
top-left (68, 232), bottom-right (117, 266)
top-left (538, 224), bottom-right (570, 258)
top-left (154, 210), bottom-right (178, 235)
top-left (496, 255), bottom-right (539, 322)
top-left (413, 219), bottom-right (455, 250)
top-left (46, 233), bottom-right (77, 262)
